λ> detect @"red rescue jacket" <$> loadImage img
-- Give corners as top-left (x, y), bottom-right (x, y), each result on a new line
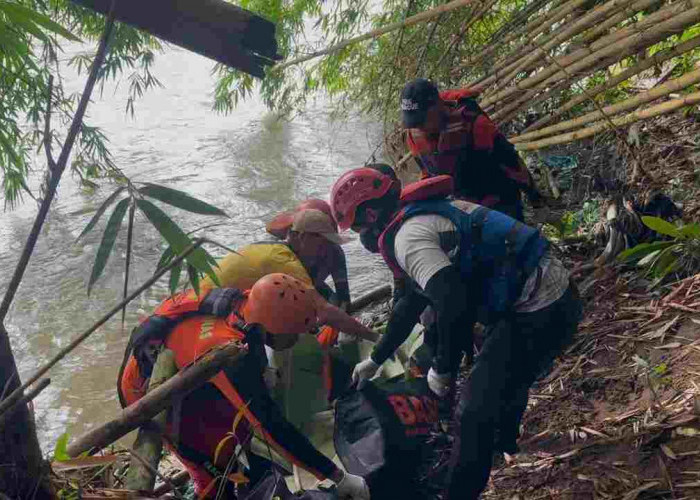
top-left (118, 288), bottom-right (337, 495)
top-left (406, 89), bottom-right (541, 213)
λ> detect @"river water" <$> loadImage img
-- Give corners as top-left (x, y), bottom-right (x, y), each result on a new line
top-left (0, 46), bottom-right (392, 450)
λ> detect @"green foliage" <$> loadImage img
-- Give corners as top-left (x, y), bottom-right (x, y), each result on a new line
top-left (53, 432), bottom-right (71, 461)
top-left (617, 217), bottom-right (700, 285)
top-left (0, 0), bottom-right (163, 207)
top-left (552, 200), bottom-right (600, 238)
top-left (78, 183), bottom-right (227, 297)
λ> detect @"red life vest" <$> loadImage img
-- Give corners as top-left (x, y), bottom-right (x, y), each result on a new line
top-left (406, 91), bottom-right (498, 177)
top-left (118, 288), bottom-right (330, 494)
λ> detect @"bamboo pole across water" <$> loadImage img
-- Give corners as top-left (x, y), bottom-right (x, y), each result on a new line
top-left (66, 342), bottom-right (246, 457)
top-left (514, 90), bottom-right (700, 151)
top-left (512, 68), bottom-right (700, 143)
top-left (522, 35), bottom-right (700, 132)
top-left (482, 6), bottom-right (700, 108)
top-left (275, 0), bottom-right (478, 70)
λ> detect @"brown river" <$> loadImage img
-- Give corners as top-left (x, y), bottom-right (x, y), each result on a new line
top-left (0, 46), bottom-right (391, 450)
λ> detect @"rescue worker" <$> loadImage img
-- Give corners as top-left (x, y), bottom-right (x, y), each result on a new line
top-left (265, 199), bottom-right (351, 308)
top-left (202, 208), bottom-right (350, 308)
top-left (119, 274), bottom-right (374, 499)
top-left (400, 78), bottom-right (547, 222)
top-left (330, 165), bottom-right (582, 499)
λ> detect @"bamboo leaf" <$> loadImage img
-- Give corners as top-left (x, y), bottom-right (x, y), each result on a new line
top-left (53, 433), bottom-right (71, 461)
top-left (637, 249), bottom-right (662, 268)
top-left (76, 187), bottom-right (126, 241)
top-left (138, 183), bottom-right (229, 217)
top-left (156, 246), bottom-right (174, 272)
top-left (169, 263), bottom-right (182, 296)
top-left (641, 216), bottom-right (682, 238)
top-left (187, 264), bottom-right (200, 296)
top-left (88, 198), bottom-right (129, 295)
top-left (617, 241), bottom-right (676, 262)
top-left (136, 199), bottom-right (220, 286)
top-left (213, 434), bottom-right (235, 467)
top-left (0, 1), bottom-right (81, 42)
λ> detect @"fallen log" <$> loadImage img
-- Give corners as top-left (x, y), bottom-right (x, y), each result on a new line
top-left (124, 349), bottom-right (177, 492)
top-left (347, 285), bottom-right (392, 314)
top-left (66, 342), bottom-right (246, 458)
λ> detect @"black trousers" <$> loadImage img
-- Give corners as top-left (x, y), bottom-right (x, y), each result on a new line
top-left (446, 284), bottom-right (582, 499)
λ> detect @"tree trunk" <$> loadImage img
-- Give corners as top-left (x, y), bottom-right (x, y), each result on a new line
top-left (0, 325), bottom-right (52, 499)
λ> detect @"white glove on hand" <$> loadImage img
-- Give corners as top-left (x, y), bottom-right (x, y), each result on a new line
top-left (427, 368), bottom-right (451, 398)
top-left (336, 470), bottom-right (370, 500)
top-left (352, 358), bottom-right (380, 390)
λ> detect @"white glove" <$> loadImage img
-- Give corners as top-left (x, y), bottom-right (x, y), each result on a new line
top-left (262, 366), bottom-right (279, 391)
top-left (427, 368), bottom-right (451, 398)
top-left (352, 358), bottom-right (380, 390)
top-left (336, 470), bottom-right (370, 500)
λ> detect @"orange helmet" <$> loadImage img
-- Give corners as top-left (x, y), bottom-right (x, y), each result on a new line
top-left (242, 273), bottom-right (317, 335)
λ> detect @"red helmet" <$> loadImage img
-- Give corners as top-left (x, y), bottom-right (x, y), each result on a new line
top-left (331, 168), bottom-right (399, 230)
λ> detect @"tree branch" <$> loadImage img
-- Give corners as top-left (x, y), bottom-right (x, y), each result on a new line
top-left (0, 4), bottom-right (117, 323)
top-left (43, 75), bottom-right (56, 171)
top-left (0, 379), bottom-right (50, 428)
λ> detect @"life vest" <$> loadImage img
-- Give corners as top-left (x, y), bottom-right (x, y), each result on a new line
top-left (406, 94), bottom-right (498, 178)
top-left (378, 190), bottom-right (549, 317)
top-left (117, 288), bottom-right (330, 492)
top-left (400, 175), bottom-right (454, 205)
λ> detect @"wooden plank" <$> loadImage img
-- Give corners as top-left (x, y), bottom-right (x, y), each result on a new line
top-left (69, 0), bottom-right (280, 77)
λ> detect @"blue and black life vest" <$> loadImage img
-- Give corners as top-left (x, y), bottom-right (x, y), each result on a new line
top-left (378, 198), bottom-right (549, 317)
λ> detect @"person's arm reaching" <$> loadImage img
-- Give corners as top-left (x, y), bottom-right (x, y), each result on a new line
top-left (225, 360), bottom-right (370, 499)
top-left (329, 244), bottom-right (351, 308)
top-left (313, 291), bottom-right (379, 342)
top-left (371, 287), bottom-right (428, 365)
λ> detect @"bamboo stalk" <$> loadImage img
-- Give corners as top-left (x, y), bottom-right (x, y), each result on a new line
top-left (490, 54), bottom-right (620, 122)
top-left (430, 0), bottom-right (499, 75)
top-left (475, 0), bottom-right (678, 93)
top-left (482, 0), bottom-right (639, 92)
top-left (522, 34), bottom-right (700, 132)
top-left (467, 0), bottom-right (573, 76)
top-left (512, 68), bottom-right (700, 142)
top-left (490, 0), bottom-right (654, 95)
top-left (66, 341), bottom-right (246, 457)
top-left (491, 0), bottom-right (592, 67)
top-left (0, 379), bottom-right (50, 428)
top-left (0, 240), bottom-right (204, 419)
top-left (514, 91), bottom-right (700, 151)
top-left (124, 349), bottom-right (177, 492)
top-left (275, 0), bottom-right (478, 70)
top-left (482, 6), bottom-right (700, 108)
